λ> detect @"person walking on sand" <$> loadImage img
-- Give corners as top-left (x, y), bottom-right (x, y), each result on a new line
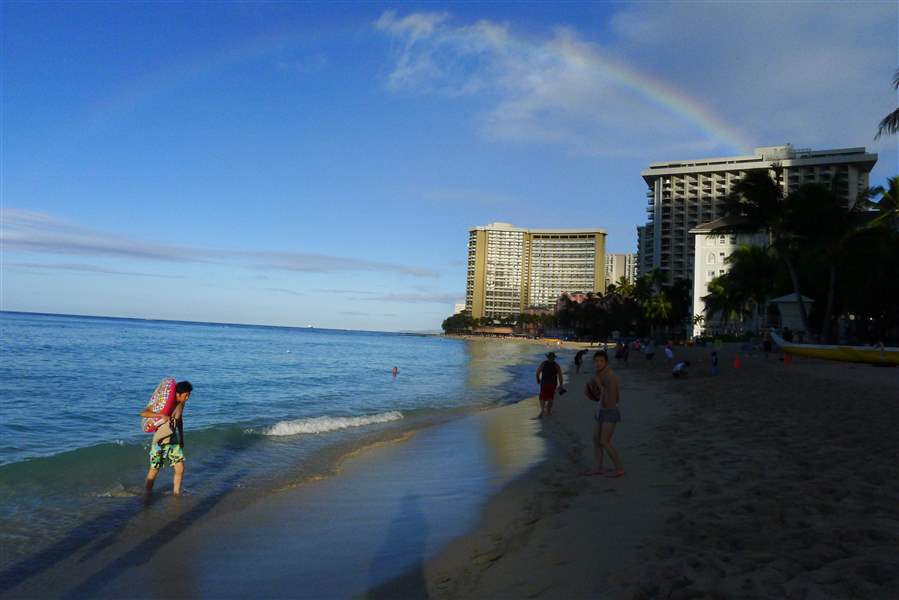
top-left (535, 352), bottom-right (564, 419)
top-left (141, 381), bottom-right (193, 495)
top-left (664, 341), bottom-right (674, 362)
top-left (644, 339), bottom-right (655, 361)
top-left (574, 349), bottom-right (588, 374)
top-left (584, 351), bottom-right (624, 477)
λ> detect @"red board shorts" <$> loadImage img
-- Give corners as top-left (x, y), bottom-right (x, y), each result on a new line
top-left (539, 383), bottom-right (557, 401)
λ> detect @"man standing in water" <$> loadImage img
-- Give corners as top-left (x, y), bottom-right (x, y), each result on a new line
top-left (584, 352), bottom-right (624, 477)
top-left (141, 381), bottom-right (193, 495)
top-left (535, 352), bottom-right (564, 419)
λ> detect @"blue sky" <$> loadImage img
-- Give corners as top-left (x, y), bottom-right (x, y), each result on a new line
top-left (2, 1), bottom-right (896, 330)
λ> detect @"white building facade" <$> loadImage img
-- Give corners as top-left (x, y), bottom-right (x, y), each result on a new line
top-left (690, 220), bottom-right (767, 337)
top-left (639, 144), bottom-right (877, 286)
top-left (605, 253), bottom-right (638, 287)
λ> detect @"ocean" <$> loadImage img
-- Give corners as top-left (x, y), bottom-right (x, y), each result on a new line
top-left (0, 311), bottom-right (559, 596)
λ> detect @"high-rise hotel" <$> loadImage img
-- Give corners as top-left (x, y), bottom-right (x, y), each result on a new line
top-left (465, 222), bottom-right (607, 319)
top-left (637, 144), bottom-right (878, 284)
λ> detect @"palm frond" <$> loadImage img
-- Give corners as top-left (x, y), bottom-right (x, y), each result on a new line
top-left (875, 108), bottom-right (899, 140)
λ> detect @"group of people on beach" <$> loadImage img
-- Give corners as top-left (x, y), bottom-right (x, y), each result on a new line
top-left (536, 350), bottom-right (625, 479)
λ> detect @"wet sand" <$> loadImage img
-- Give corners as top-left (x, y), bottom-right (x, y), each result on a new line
top-left (405, 345), bottom-right (899, 599)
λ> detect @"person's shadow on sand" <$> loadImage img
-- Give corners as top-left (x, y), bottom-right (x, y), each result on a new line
top-left (367, 493), bottom-right (429, 599)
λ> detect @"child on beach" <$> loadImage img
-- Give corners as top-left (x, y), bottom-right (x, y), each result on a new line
top-left (141, 381), bottom-right (193, 495)
top-left (710, 351), bottom-right (719, 375)
top-left (536, 352), bottom-right (564, 419)
top-left (672, 361), bottom-right (690, 378)
top-left (584, 351), bottom-right (624, 478)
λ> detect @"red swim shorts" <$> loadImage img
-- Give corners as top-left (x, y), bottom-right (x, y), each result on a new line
top-left (539, 384), bottom-right (557, 401)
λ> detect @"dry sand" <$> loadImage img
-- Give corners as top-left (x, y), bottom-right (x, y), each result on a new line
top-left (399, 345), bottom-right (899, 599)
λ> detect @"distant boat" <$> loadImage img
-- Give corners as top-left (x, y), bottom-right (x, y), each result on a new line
top-left (306, 325), bottom-right (314, 329)
top-left (771, 332), bottom-right (898, 366)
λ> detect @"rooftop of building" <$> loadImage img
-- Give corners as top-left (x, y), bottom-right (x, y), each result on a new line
top-left (642, 144), bottom-right (877, 183)
top-left (688, 216), bottom-right (755, 234)
top-left (471, 222), bottom-right (607, 234)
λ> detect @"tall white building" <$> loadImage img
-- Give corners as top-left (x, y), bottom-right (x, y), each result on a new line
top-left (605, 253), bottom-right (638, 287)
top-left (638, 144), bottom-right (877, 285)
top-left (465, 222), bottom-right (607, 319)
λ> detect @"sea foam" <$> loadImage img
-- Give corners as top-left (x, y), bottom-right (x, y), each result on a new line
top-left (261, 411), bottom-right (403, 436)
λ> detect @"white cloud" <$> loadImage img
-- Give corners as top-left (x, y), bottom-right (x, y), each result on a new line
top-left (1, 208), bottom-right (438, 278)
top-left (606, 2), bottom-right (897, 154)
top-left (374, 6), bottom-right (897, 159)
top-left (367, 292), bottom-right (462, 304)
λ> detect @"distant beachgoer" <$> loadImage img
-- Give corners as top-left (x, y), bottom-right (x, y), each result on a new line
top-left (535, 352), bottom-right (564, 419)
top-left (574, 349), bottom-right (588, 374)
top-left (584, 351), bottom-right (623, 477)
top-left (763, 332), bottom-right (773, 360)
top-left (614, 342), bottom-right (624, 362)
top-left (664, 343), bottom-right (674, 362)
top-left (710, 351), bottom-right (719, 375)
top-left (783, 327), bottom-right (794, 343)
top-left (392, 366), bottom-right (398, 378)
top-left (644, 340), bottom-right (655, 361)
top-left (672, 361), bottom-right (690, 378)
top-left (622, 340), bottom-right (630, 367)
top-left (141, 381), bottom-right (193, 495)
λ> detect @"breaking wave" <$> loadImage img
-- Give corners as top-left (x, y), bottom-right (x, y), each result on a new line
top-left (260, 412), bottom-right (404, 437)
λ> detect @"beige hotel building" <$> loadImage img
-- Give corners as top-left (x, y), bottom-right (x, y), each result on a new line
top-left (465, 222), bottom-right (607, 319)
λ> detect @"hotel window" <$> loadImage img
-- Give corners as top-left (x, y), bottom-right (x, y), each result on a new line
top-left (707, 253), bottom-right (716, 265)
top-left (719, 252), bottom-right (725, 259)
top-left (719, 270), bottom-right (725, 275)
top-left (718, 235), bottom-right (726, 245)
top-left (707, 270), bottom-right (716, 278)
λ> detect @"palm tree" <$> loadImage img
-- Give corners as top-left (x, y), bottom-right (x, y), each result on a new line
top-left (783, 181), bottom-right (875, 342)
top-left (644, 292), bottom-right (672, 338)
top-left (614, 276), bottom-right (635, 298)
top-left (863, 176), bottom-right (898, 229)
top-left (875, 69), bottom-right (899, 140)
top-left (702, 276), bottom-right (745, 331)
top-left (714, 170), bottom-right (811, 332)
top-left (724, 245), bottom-right (779, 329)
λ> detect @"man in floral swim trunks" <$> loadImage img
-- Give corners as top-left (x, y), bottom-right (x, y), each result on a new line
top-left (141, 381), bottom-right (192, 495)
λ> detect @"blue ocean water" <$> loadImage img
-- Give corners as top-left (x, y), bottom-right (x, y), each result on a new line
top-left (0, 311), bottom-right (558, 576)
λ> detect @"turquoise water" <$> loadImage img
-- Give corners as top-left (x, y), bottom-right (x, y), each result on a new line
top-left (0, 311), bottom-right (552, 589)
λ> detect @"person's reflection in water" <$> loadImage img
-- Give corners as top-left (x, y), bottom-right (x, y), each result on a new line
top-left (367, 494), bottom-right (429, 599)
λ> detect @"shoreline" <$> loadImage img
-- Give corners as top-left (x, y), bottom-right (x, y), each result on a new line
top-left (1, 358), bottom-right (555, 598)
top-left (391, 344), bottom-right (899, 599)
top-left (382, 355), bottom-right (678, 598)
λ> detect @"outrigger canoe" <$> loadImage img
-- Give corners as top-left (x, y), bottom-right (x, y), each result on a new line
top-left (770, 332), bottom-right (899, 366)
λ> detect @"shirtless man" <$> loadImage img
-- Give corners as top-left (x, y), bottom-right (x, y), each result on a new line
top-left (584, 351), bottom-right (624, 477)
top-left (140, 381), bottom-right (192, 495)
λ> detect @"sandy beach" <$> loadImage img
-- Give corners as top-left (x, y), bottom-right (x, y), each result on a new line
top-left (399, 344), bottom-right (899, 599)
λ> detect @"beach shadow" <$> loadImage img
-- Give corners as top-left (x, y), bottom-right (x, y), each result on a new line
top-left (0, 432), bottom-right (260, 596)
top-left (366, 494), bottom-right (429, 600)
top-left (61, 471), bottom-right (248, 599)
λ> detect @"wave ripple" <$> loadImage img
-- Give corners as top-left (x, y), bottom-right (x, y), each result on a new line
top-left (260, 411), bottom-right (404, 436)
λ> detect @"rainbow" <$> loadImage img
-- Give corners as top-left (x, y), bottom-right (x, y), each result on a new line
top-left (84, 16), bottom-right (754, 153)
top-left (83, 27), bottom-right (310, 129)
